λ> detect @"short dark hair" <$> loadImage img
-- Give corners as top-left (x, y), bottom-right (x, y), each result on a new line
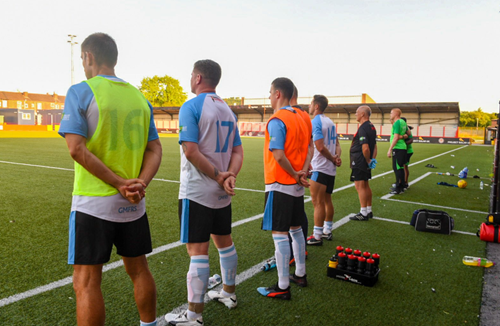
top-left (271, 77), bottom-right (294, 100)
top-left (81, 33), bottom-right (118, 67)
top-left (313, 95), bottom-right (328, 112)
top-left (291, 85), bottom-right (298, 99)
top-left (193, 60), bottom-right (222, 88)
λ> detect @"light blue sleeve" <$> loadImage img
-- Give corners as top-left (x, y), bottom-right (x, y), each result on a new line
top-left (232, 113), bottom-right (242, 147)
top-left (312, 115), bottom-right (324, 141)
top-left (267, 118), bottom-right (286, 151)
top-left (58, 83), bottom-right (94, 138)
top-left (147, 101), bottom-right (159, 142)
top-left (178, 95), bottom-right (205, 144)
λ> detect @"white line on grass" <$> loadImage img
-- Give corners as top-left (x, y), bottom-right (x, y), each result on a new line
top-left (381, 172), bottom-right (432, 200)
top-left (0, 145), bottom-right (468, 308)
top-left (0, 160), bottom-right (73, 171)
top-left (0, 198), bottom-right (312, 308)
top-left (379, 170), bottom-right (488, 214)
top-left (0, 162), bottom-right (265, 193)
top-left (382, 198), bottom-right (488, 215)
top-left (0, 144), bottom-right (468, 193)
top-left (373, 216), bottom-right (476, 236)
top-left (157, 214), bottom-right (354, 325)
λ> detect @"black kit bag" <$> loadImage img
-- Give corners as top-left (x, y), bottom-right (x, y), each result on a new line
top-left (410, 209), bottom-right (454, 235)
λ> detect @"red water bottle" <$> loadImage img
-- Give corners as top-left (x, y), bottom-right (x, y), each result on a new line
top-left (357, 256), bottom-right (366, 274)
top-left (372, 253), bottom-right (380, 269)
top-left (353, 249), bottom-right (362, 257)
top-left (336, 245), bottom-right (344, 257)
top-left (337, 252), bottom-right (347, 270)
top-left (365, 258), bottom-right (375, 276)
top-left (347, 255), bottom-right (357, 271)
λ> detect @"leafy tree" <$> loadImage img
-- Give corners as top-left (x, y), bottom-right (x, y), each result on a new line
top-left (459, 108), bottom-right (497, 127)
top-left (223, 97), bottom-right (242, 106)
top-left (139, 75), bottom-right (187, 107)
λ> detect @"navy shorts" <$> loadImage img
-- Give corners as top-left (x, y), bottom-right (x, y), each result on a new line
top-left (68, 211), bottom-right (152, 265)
top-left (310, 171), bottom-right (336, 194)
top-left (262, 191), bottom-right (304, 232)
top-left (178, 199), bottom-right (232, 243)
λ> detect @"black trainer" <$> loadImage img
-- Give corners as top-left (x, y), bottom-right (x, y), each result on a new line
top-left (367, 212), bottom-right (373, 219)
top-left (306, 237), bottom-right (323, 246)
top-left (289, 273), bottom-right (308, 287)
top-left (349, 213), bottom-right (369, 221)
top-left (257, 283), bottom-right (291, 300)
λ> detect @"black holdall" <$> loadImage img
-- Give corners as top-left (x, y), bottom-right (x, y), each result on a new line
top-left (410, 209), bottom-right (454, 235)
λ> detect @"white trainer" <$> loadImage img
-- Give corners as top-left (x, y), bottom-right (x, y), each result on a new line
top-left (164, 310), bottom-right (204, 325)
top-left (207, 290), bottom-right (237, 309)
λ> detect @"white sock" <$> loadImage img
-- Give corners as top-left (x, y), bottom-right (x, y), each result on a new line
top-left (323, 221), bottom-right (333, 234)
top-left (221, 289), bottom-right (233, 297)
top-left (187, 310), bottom-right (202, 320)
top-left (367, 206), bottom-right (372, 213)
top-left (360, 207), bottom-right (368, 216)
top-left (313, 226), bottom-right (323, 240)
top-left (289, 228), bottom-right (306, 277)
top-left (273, 234), bottom-right (290, 289)
top-left (187, 255), bottom-right (209, 304)
top-left (140, 319), bottom-right (157, 326)
top-left (218, 243), bottom-right (237, 289)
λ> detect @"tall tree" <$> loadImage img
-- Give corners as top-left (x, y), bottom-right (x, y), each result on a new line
top-left (460, 108), bottom-right (497, 127)
top-left (139, 75), bottom-right (187, 107)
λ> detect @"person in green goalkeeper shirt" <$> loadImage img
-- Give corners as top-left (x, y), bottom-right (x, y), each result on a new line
top-left (401, 117), bottom-right (413, 190)
top-left (387, 108), bottom-right (407, 194)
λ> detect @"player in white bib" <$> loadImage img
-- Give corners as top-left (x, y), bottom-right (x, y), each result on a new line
top-left (307, 95), bottom-right (341, 245)
top-left (165, 60), bottom-right (243, 326)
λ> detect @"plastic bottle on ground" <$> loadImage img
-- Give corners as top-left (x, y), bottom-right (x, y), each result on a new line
top-left (462, 256), bottom-right (494, 268)
top-left (208, 274), bottom-right (222, 289)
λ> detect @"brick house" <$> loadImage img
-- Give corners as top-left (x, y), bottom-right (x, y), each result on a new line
top-left (0, 91), bottom-right (65, 112)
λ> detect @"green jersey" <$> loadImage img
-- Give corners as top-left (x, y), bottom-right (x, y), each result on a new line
top-left (390, 119), bottom-right (407, 150)
top-left (407, 129), bottom-right (414, 154)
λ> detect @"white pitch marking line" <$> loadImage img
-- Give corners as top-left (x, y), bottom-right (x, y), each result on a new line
top-left (373, 216), bottom-right (476, 236)
top-left (382, 198), bottom-right (488, 215)
top-left (0, 197), bottom-right (313, 308)
top-left (158, 214), bottom-right (354, 324)
top-left (0, 145), bottom-right (470, 308)
top-left (0, 144), bottom-right (469, 193)
top-left (381, 172), bottom-right (432, 199)
top-left (0, 160), bottom-right (73, 171)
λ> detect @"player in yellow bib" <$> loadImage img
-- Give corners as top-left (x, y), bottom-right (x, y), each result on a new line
top-left (59, 33), bottom-right (162, 326)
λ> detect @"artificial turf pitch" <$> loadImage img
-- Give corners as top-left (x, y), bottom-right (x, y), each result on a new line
top-left (0, 136), bottom-right (493, 325)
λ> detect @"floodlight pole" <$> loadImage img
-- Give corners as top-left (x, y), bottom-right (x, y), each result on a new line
top-left (67, 35), bottom-right (78, 85)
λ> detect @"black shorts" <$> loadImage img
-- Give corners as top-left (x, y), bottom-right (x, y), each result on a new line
top-left (392, 149), bottom-right (407, 170)
top-left (178, 199), bottom-right (232, 243)
top-left (262, 191), bottom-right (304, 232)
top-left (310, 171), bottom-right (336, 194)
top-left (68, 211), bottom-right (152, 265)
top-left (405, 152), bottom-right (413, 165)
top-left (350, 168), bottom-right (372, 182)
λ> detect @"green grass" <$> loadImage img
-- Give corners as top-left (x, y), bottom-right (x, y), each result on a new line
top-left (0, 137), bottom-right (494, 325)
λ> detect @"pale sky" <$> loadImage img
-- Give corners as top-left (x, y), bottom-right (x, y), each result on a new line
top-left (1, 0), bottom-right (499, 113)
